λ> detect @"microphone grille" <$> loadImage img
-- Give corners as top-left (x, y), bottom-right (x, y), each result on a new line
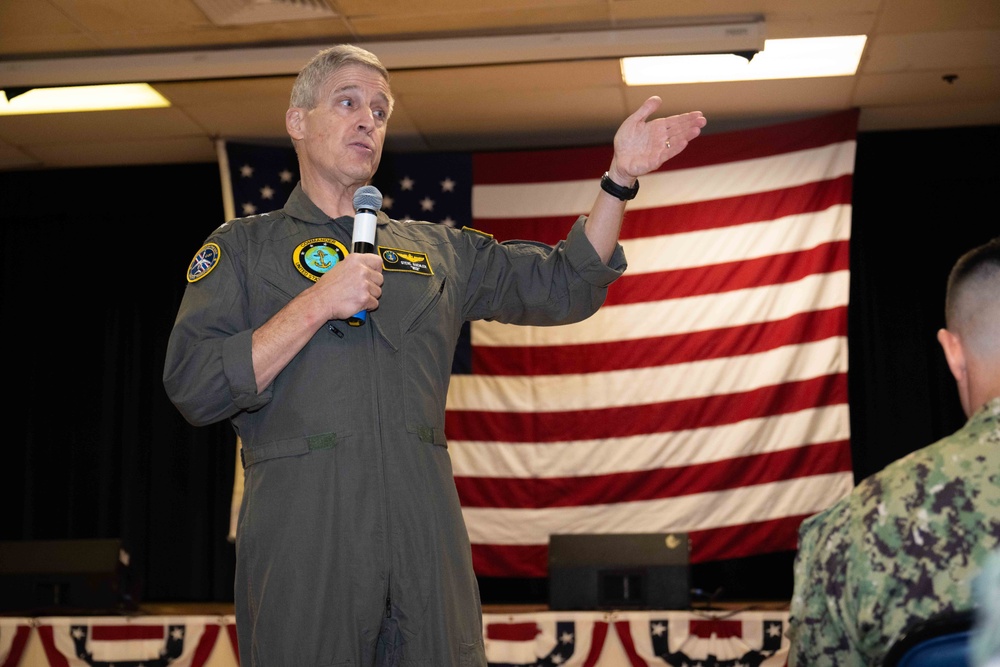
top-left (353, 185), bottom-right (383, 212)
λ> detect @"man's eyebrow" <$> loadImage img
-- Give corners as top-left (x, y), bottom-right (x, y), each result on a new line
top-left (331, 83), bottom-right (362, 96)
top-left (331, 83), bottom-right (390, 101)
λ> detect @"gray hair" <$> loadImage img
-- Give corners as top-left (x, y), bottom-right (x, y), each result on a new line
top-left (290, 44), bottom-right (392, 110)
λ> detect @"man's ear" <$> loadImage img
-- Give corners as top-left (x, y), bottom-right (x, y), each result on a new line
top-left (286, 107), bottom-right (305, 140)
top-left (938, 327), bottom-right (972, 416)
top-left (938, 328), bottom-right (967, 384)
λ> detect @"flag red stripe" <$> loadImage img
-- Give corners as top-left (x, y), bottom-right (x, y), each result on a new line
top-left (91, 625), bottom-right (165, 640)
top-left (613, 620), bottom-right (650, 667)
top-left (473, 306), bottom-right (846, 375)
top-left (455, 439), bottom-right (851, 509)
top-left (606, 240), bottom-right (849, 304)
top-left (472, 109), bottom-right (859, 184)
top-left (447, 373), bottom-right (847, 442)
top-left (226, 622), bottom-right (240, 663)
top-left (191, 625), bottom-right (221, 667)
top-left (583, 621), bottom-right (610, 667)
top-left (36, 627), bottom-right (71, 667)
top-left (485, 622), bottom-right (541, 641)
top-left (623, 174), bottom-right (853, 238)
top-left (689, 620), bottom-right (744, 639)
top-left (688, 513), bottom-right (812, 563)
top-left (1, 626), bottom-right (30, 667)
top-left (476, 175), bottom-right (852, 244)
top-left (470, 513), bottom-right (813, 577)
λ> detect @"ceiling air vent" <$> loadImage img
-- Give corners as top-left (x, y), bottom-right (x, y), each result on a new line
top-left (194, 0), bottom-right (338, 26)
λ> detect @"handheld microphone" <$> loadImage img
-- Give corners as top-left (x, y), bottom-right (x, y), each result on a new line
top-left (347, 185), bottom-right (383, 327)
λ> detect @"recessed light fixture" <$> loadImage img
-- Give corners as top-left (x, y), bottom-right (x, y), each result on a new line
top-left (621, 35), bottom-right (868, 85)
top-left (0, 83), bottom-right (170, 115)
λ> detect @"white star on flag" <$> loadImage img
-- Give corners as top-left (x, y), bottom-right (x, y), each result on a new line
top-left (651, 623), bottom-right (667, 636)
top-left (400, 176), bottom-right (414, 190)
top-left (223, 141), bottom-right (300, 222)
top-left (441, 177), bottom-right (456, 192)
top-left (421, 197), bottom-right (435, 211)
top-left (560, 631), bottom-right (574, 644)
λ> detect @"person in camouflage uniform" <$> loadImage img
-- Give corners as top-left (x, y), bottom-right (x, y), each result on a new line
top-left (787, 236), bottom-right (1000, 666)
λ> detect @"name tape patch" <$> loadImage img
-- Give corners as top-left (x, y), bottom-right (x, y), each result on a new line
top-left (379, 246), bottom-right (433, 276)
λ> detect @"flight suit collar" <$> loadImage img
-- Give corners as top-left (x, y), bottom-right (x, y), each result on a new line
top-left (284, 182), bottom-right (391, 228)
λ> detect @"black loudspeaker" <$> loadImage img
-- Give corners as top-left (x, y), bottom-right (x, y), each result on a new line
top-left (0, 539), bottom-right (135, 614)
top-left (548, 533), bottom-right (691, 610)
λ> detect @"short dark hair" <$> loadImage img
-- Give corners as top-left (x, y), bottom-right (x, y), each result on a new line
top-left (290, 44), bottom-right (392, 111)
top-left (945, 236), bottom-right (1000, 328)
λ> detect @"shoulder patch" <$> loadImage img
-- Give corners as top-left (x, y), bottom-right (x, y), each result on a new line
top-left (187, 243), bottom-right (221, 283)
top-left (461, 226), bottom-right (494, 240)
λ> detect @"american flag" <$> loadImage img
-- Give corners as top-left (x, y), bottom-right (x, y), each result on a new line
top-left (220, 109), bottom-right (857, 577)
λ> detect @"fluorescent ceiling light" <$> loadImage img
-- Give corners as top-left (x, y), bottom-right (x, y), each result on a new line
top-left (0, 83), bottom-right (170, 115)
top-left (621, 35), bottom-right (867, 85)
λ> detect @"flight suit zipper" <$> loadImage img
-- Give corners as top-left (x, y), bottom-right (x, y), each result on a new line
top-left (368, 319), bottom-right (393, 621)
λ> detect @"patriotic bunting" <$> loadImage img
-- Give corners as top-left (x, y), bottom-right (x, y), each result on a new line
top-left (482, 611), bottom-right (790, 666)
top-left (35, 617), bottom-right (220, 667)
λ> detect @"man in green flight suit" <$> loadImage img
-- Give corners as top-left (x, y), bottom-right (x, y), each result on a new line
top-left (163, 44), bottom-right (706, 666)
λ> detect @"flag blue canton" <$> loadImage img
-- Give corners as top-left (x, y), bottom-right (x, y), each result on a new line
top-left (371, 152), bottom-right (473, 229)
top-left (226, 141), bottom-right (300, 217)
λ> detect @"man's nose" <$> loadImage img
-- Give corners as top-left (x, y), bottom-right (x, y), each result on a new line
top-left (356, 108), bottom-right (375, 132)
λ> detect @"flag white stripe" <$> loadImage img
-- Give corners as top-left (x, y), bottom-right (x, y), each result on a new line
top-left (449, 336), bottom-right (845, 412)
top-left (462, 472), bottom-right (855, 544)
top-left (472, 270), bottom-right (849, 347)
top-left (449, 405), bottom-right (850, 478)
top-left (473, 142), bottom-right (857, 218)
top-left (619, 204), bottom-right (851, 275)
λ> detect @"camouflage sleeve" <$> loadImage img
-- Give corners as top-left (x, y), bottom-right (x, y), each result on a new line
top-left (788, 498), bottom-right (869, 667)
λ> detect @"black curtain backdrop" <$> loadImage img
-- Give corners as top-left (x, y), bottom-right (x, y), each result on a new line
top-left (1, 123), bottom-right (997, 606)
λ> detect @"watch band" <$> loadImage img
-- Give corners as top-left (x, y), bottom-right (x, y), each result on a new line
top-left (600, 171), bottom-right (639, 201)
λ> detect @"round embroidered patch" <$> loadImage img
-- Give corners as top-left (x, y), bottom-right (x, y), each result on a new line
top-left (293, 238), bottom-right (349, 282)
top-left (187, 243), bottom-right (221, 283)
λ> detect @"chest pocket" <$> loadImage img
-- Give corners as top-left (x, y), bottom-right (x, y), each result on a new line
top-left (373, 269), bottom-right (455, 446)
